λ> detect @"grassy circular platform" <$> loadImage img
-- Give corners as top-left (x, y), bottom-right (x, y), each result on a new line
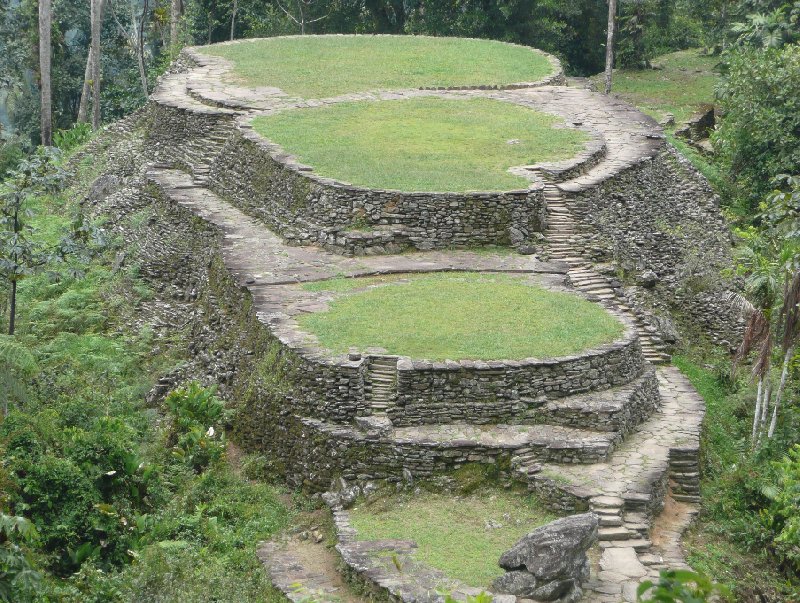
top-left (252, 98), bottom-right (588, 192)
top-left (198, 35), bottom-right (555, 98)
top-left (350, 489), bottom-right (556, 587)
top-left (298, 273), bottom-right (624, 360)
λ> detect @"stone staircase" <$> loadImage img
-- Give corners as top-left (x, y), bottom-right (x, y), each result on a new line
top-left (543, 184), bottom-right (670, 364)
top-left (365, 357), bottom-right (398, 415)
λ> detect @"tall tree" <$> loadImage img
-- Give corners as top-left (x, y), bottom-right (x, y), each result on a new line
top-left (171, 0), bottom-right (182, 50)
top-left (38, 0), bottom-right (52, 146)
top-left (0, 150), bottom-right (65, 336)
top-left (77, 48), bottom-right (93, 124)
top-left (276, 0), bottom-right (328, 34)
top-left (110, 0), bottom-right (150, 99)
top-left (230, 0), bottom-right (237, 40)
top-left (604, 0), bottom-right (617, 94)
top-left (91, 0), bottom-right (103, 130)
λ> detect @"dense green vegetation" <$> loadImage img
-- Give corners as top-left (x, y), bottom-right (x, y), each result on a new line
top-left (674, 354), bottom-right (800, 601)
top-left (606, 13), bottom-right (800, 594)
top-left (202, 36), bottom-right (555, 97)
top-left (253, 97), bottom-right (588, 192)
top-left (0, 151), bottom-right (295, 601)
top-left (350, 489), bottom-right (556, 587)
top-left (298, 273), bottom-right (624, 360)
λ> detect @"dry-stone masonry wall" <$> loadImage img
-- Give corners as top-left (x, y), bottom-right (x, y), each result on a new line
top-left (567, 148), bottom-right (741, 348)
top-left (210, 125), bottom-right (547, 254)
top-left (389, 335), bottom-right (647, 426)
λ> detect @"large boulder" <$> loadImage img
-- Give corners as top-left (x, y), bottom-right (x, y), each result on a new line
top-left (492, 513), bottom-right (598, 602)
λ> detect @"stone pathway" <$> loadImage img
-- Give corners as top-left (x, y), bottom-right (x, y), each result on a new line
top-left (258, 537), bottom-right (365, 603)
top-left (517, 366), bottom-right (703, 602)
top-left (147, 168), bottom-right (559, 289)
top-left (543, 183), bottom-right (670, 364)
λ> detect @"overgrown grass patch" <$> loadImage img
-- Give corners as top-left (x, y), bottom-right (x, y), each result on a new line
top-left (297, 272), bottom-right (624, 360)
top-left (252, 97), bottom-right (588, 192)
top-left (350, 490), bottom-right (556, 587)
top-left (200, 35), bottom-right (554, 98)
top-left (593, 49), bottom-right (719, 124)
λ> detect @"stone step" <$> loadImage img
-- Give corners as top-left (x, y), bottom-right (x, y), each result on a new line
top-left (600, 538), bottom-right (652, 552)
top-left (598, 526), bottom-right (636, 541)
top-left (599, 515), bottom-right (623, 527)
top-left (529, 367), bottom-right (659, 434)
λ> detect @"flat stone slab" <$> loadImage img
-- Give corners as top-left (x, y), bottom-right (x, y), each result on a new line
top-left (599, 547), bottom-right (648, 579)
top-left (393, 423), bottom-right (615, 454)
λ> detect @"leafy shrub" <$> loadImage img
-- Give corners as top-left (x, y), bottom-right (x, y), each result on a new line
top-left (2, 413), bottom-right (162, 574)
top-left (53, 123), bottom-right (93, 152)
top-left (164, 383), bottom-right (228, 472)
top-left (714, 45), bottom-right (800, 214)
top-left (0, 513), bottom-right (41, 602)
top-left (761, 444), bottom-right (800, 572)
top-left (0, 336), bottom-right (38, 415)
top-left (637, 569), bottom-right (729, 602)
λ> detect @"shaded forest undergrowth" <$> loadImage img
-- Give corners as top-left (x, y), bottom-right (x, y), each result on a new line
top-left (0, 149), bottom-right (306, 601)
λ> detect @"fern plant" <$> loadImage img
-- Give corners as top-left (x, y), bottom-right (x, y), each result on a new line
top-left (0, 336), bottom-right (37, 416)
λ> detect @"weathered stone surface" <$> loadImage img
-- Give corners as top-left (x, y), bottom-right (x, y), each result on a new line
top-left (493, 513), bottom-right (597, 601)
top-left (493, 570), bottom-right (539, 594)
top-left (498, 513), bottom-right (598, 578)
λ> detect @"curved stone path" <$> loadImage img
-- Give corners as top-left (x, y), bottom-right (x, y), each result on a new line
top-left (143, 50), bottom-right (708, 603)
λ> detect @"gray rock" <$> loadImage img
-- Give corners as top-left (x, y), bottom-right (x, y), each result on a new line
top-left (492, 570), bottom-right (538, 595)
top-left (498, 513), bottom-right (598, 580)
top-left (530, 578), bottom-right (574, 600)
top-left (88, 174), bottom-right (121, 203)
top-left (637, 269), bottom-right (659, 288)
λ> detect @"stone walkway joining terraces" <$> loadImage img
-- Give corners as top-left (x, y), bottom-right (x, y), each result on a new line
top-left (143, 49), bottom-right (708, 603)
top-left (147, 168), bottom-right (560, 287)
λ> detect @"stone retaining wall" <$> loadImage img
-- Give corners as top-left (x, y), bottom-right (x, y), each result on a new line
top-left (208, 124), bottom-right (546, 255)
top-left (389, 331), bottom-right (646, 426)
top-left (567, 148), bottom-right (742, 347)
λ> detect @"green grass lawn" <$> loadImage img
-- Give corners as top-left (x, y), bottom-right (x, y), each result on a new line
top-left (350, 491), bottom-right (556, 587)
top-left (251, 98), bottom-right (588, 192)
top-left (593, 49), bottom-right (720, 124)
top-left (297, 272), bottom-right (624, 360)
top-left (199, 35), bottom-right (554, 98)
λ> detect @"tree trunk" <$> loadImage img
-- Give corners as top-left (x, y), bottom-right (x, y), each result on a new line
top-left (77, 48), bottom-right (92, 123)
top-left (230, 0), bottom-right (237, 40)
top-left (756, 379), bottom-right (772, 447)
top-left (91, 0), bottom-right (103, 130)
top-left (8, 280), bottom-right (16, 336)
top-left (768, 346), bottom-right (793, 438)
top-left (135, 0), bottom-right (149, 98)
top-left (39, 0), bottom-right (52, 146)
top-left (752, 377), bottom-right (763, 445)
top-left (297, 0), bottom-right (305, 34)
top-left (604, 0), bottom-right (617, 95)
top-left (170, 0), bottom-right (182, 50)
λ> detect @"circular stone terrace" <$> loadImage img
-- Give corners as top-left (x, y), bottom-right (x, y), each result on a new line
top-left (142, 35), bottom-right (706, 602)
